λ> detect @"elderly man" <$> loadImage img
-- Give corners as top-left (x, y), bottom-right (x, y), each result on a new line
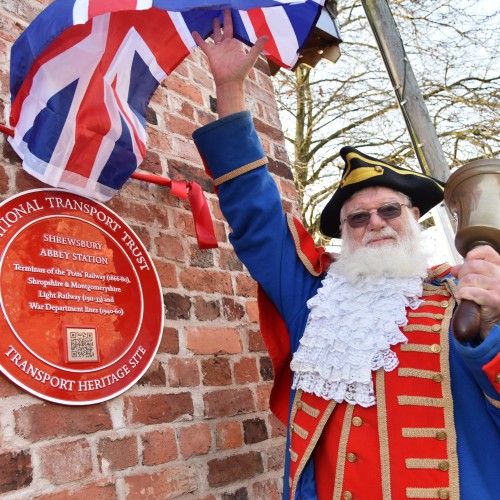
top-left (192, 11), bottom-right (500, 500)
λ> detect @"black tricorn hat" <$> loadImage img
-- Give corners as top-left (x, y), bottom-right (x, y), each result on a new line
top-left (320, 146), bottom-right (446, 238)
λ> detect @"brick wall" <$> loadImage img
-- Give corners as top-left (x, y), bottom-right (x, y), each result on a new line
top-left (0, 1), bottom-right (300, 499)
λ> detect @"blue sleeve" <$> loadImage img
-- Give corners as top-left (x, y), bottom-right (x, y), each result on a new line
top-left (193, 111), bottom-right (319, 327)
top-left (453, 324), bottom-right (500, 420)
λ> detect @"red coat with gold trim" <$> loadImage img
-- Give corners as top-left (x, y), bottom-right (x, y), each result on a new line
top-left (193, 110), bottom-right (500, 500)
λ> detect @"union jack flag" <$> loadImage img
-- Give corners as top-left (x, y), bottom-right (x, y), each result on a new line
top-left (8, 0), bottom-right (324, 201)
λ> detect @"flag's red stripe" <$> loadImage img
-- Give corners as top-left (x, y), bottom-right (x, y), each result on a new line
top-left (112, 76), bottom-right (146, 157)
top-left (66, 9), bottom-right (189, 177)
top-left (10, 22), bottom-right (93, 127)
top-left (247, 9), bottom-right (280, 61)
top-left (88, 0), bottom-right (139, 19)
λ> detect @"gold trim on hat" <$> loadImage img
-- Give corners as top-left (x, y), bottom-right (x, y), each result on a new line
top-left (342, 151), bottom-right (445, 191)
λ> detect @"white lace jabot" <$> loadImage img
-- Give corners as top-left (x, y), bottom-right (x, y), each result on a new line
top-left (290, 267), bottom-right (424, 407)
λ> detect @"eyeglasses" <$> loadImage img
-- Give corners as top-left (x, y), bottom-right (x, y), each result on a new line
top-left (342, 202), bottom-right (410, 228)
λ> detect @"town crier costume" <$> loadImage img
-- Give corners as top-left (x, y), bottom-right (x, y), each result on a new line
top-left (193, 111), bottom-right (500, 500)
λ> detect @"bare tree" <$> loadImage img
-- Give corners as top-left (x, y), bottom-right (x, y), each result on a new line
top-left (274, 0), bottom-right (499, 241)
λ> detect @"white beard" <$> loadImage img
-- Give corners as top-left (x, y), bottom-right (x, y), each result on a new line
top-left (332, 215), bottom-right (429, 282)
top-left (290, 215), bottom-right (428, 407)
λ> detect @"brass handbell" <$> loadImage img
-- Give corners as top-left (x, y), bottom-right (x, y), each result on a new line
top-left (444, 158), bottom-right (500, 342)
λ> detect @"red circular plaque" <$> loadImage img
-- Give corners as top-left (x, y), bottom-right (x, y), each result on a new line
top-left (0, 189), bottom-right (164, 404)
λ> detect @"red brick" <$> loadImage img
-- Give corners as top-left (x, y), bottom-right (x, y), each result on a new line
top-left (154, 232), bottom-right (185, 261)
top-left (180, 268), bottom-right (234, 294)
top-left (252, 479), bottom-right (281, 500)
top-left (147, 127), bottom-right (172, 153)
top-left (142, 428), bottom-right (178, 466)
top-left (140, 150), bottom-right (163, 175)
top-left (168, 358), bottom-right (200, 387)
top-left (204, 388), bottom-right (255, 418)
top-left (39, 440), bottom-right (92, 485)
top-left (165, 113), bottom-right (198, 137)
top-left (236, 274), bottom-right (257, 298)
top-left (14, 403), bottom-right (112, 442)
top-left (138, 359), bottom-right (166, 386)
top-left (179, 423), bottom-right (211, 458)
top-left (173, 210), bottom-right (197, 239)
top-left (0, 450), bottom-right (32, 494)
top-left (259, 356), bottom-right (274, 381)
top-left (194, 296), bottom-right (221, 321)
top-left (234, 358), bottom-right (259, 384)
top-left (266, 439), bottom-right (286, 471)
top-left (124, 465), bottom-right (198, 498)
top-left (222, 297), bottom-right (245, 321)
top-left (164, 292), bottom-right (192, 320)
top-left (243, 418), bottom-right (268, 444)
top-left (256, 384), bottom-right (273, 412)
top-left (0, 374), bottom-right (23, 396)
top-left (189, 243), bottom-right (215, 268)
top-left (98, 435), bottom-right (138, 472)
top-left (207, 451), bottom-right (263, 488)
top-left (248, 328), bottom-right (267, 353)
top-left (151, 260), bottom-right (178, 288)
top-left (245, 300), bottom-right (260, 323)
top-left (186, 327), bottom-right (242, 355)
top-left (201, 357), bottom-right (231, 386)
top-left (0, 166), bottom-right (9, 195)
top-left (216, 422), bottom-right (243, 451)
top-left (124, 393), bottom-right (194, 425)
top-left (162, 73), bottom-right (205, 105)
top-left (158, 326), bottom-right (179, 355)
top-left (33, 481), bottom-right (117, 500)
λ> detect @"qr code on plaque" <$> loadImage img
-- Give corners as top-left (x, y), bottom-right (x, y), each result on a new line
top-left (66, 327), bottom-right (98, 362)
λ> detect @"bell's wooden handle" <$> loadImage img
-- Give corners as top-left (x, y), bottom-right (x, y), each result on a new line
top-left (452, 298), bottom-right (481, 343)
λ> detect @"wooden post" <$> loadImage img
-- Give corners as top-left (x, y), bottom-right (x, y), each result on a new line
top-left (360, 0), bottom-right (450, 182)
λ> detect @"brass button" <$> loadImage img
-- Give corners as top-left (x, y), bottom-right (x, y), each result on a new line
top-left (374, 166), bottom-right (383, 173)
top-left (352, 416), bottom-right (363, 427)
top-left (339, 180), bottom-right (345, 187)
top-left (431, 324), bottom-right (441, 332)
top-left (343, 491), bottom-right (353, 500)
top-left (438, 460), bottom-right (449, 471)
top-left (441, 300), bottom-right (449, 307)
top-left (431, 344), bottom-right (442, 353)
top-left (432, 373), bottom-right (444, 383)
top-left (436, 430), bottom-right (447, 441)
top-left (347, 452), bottom-right (357, 463)
top-left (438, 488), bottom-right (450, 499)
top-left (296, 401), bottom-right (303, 410)
top-left (290, 424), bottom-right (294, 432)
top-left (434, 313), bottom-right (444, 320)
top-left (495, 373), bottom-right (500, 384)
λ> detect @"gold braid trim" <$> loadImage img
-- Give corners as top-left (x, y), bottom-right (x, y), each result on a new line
top-left (377, 369), bottom-right (392, 500)
top-left (427, 263), bottom-right (452, 279)
top-left (398, 368), bottom-right (443, 380)
top-left (438, 288), bottom-right (460, 500)
top-left (485, 393), bottom-right (500, 408)
top-left (408, 312), bottom-right (445, 320)
top-left (405, 458), bottom-right (449, 470)
top-left (402, 428), bottom-right (447, 439)
top-left (286, 214), bottom-right (323, 277)
top-left (333, 404), bottom-right (354, 500)
top-left (406, 487), bottom-right (450, 498)
top-left (422, 300), bottom-right (450, 307)
top-left (400, 343), bottom-right (438, 353)
top-left (301, 401), bottom-right (321, 418)
top-left (291, 423), bottom-right (309, 440)
top-left (402, 324), bottom-right (442, 333)
top-left (398, 396), bottom-right (445, 407)
top-left (290, 392), bottom-right (337, 500)
top-left (422, 288), bottom-right (451, 297)
top-left (213, 157), bottom-right (268, 186)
